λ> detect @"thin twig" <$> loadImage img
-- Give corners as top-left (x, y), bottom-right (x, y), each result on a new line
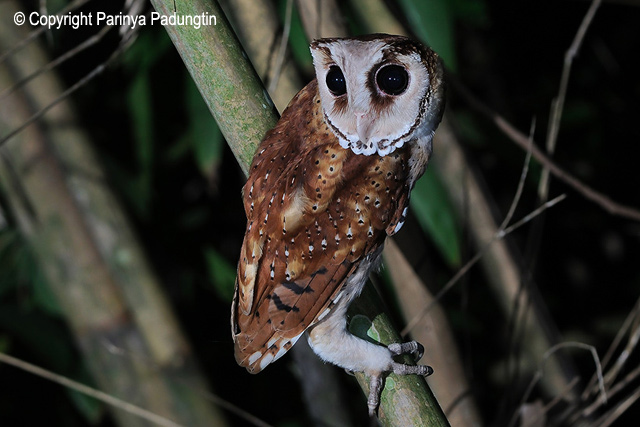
top-left (0, 352), bottom-right (184, 427)
top-left (0, 28), bottom-right (138, 148)
top-left (500, 121), bottom-right (537, 417)
top-left (0, 0), bottom-right (93, 65)
top-left (453, 0), bottom-right (639, 223)
top-left (402, 139), bottom-right (536, 336)
top-left (500, 195), bottom-right (566, 237)
top-left (175, 384), bottom-right (274, 427)
top-left (601, 318), bottom-right (640, 389)
top-left (582, 296), bottom-right (640, 400)
top-left (507, 342), bottom-right (607, 427)
top-left (0, 25), bottom-right (114, 102)
top-left (267, 0), bottom-right (293, 94)
top-left (500, 119), bottom-right (535, 230)
top-left (101, 340), bottom-right (274, 427)
top-left (582, 363), bottom-right (640, 419)
top-left (541, 377), bottom-right (581, 419)
top-left (401, 193), bottom-right (566, 337)
top-left (520, 377), bottom-right (580, 427)
top-left (540, 0), bottom-right (602, 201)
top-left (547, 0), bottom-right (602, 156)
top-left (589, 383), bottom-right (640, 427)
top-left (451, 79), bottom-right (640, 222)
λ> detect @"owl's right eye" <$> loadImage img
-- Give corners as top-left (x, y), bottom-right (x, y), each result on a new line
top-left (326, 66), bottom-right (347, 96)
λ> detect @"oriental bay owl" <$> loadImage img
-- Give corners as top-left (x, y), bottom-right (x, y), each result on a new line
top-left (232, 34), bottom-right (445, 415)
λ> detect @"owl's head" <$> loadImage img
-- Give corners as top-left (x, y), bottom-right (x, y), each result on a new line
top-left (310, 34), bottom-right (445, 156)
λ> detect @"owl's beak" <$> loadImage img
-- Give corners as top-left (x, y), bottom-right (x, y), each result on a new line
top-left (355, 113), bottom-right (375, 145)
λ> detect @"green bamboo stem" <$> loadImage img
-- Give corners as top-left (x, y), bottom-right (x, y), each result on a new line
top-left (150, 0), bottom-right (278, 176)
top-left (149, 0), bottom-right (450, 424)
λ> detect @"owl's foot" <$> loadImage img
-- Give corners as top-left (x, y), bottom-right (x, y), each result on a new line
top-left (367, 341), bottom-right (433, 417)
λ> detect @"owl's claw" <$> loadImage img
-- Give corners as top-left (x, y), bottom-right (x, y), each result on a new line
top-left (388, 340), bottom-right (433, 377)
top-left (367, 341), bottom-right (433, 417)
top-left (390, 361), bottom-right (433, 376)
top-left (343, 368), bottom-right (357, 377)
top-left (368, 374), bottom-right (384, 418)
top-left (388, 340), bottom-right (424, 362)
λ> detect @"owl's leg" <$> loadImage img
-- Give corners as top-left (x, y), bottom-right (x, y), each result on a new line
top-left (307, 299), bottom-right (433, 416)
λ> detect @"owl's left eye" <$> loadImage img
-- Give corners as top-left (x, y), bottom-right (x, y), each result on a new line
top-left (326, 66), bottom-right (347, 96)
top-left (376, 65), bottom-right (409, 96)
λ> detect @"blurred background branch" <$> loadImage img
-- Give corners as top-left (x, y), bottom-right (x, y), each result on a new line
top-left (0, 0), bottom-right (227, 426)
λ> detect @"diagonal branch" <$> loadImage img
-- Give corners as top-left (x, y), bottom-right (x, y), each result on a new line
top-left (0, 352), bottom-right (184, 427)
top-left (451, 78), bottom-right (640, 222)
top-left (540, 0), bottom-right (601, 202)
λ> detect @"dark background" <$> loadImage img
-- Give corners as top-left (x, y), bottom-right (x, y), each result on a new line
top-left (1, 0), bottom-right (639, 426)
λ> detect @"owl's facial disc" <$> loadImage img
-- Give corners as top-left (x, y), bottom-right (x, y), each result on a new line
top-left (310, 35), bottom-right (440, 156)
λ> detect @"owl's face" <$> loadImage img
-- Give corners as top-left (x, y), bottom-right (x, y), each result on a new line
top-left (311, 34), bottom-right (444, 156)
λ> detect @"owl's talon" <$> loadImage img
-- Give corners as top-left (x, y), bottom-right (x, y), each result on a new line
top-left (366, 343), bottom-right (432, 417)
top-left (388, 340), bottom-right (425, 362)
top-left (367, 374), bottom-right (384, 417)
top-left (366, 360), bottom-right (434, 417)
top-left (391, 361), bottom-right (433, 377)
top-left (344, 368), bottom-right (356, 377)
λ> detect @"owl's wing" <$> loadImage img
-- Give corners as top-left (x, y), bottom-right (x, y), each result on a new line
top-left (232, 247), bottom-right (359, 373)
top-left (232, 147), bottom-right (379, 372)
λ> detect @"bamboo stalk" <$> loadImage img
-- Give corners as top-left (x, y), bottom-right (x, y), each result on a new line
top-left (150, 0), bottom-right (278, 177)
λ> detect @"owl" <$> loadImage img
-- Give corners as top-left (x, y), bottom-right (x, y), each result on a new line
top-left (231, 34), bottom-right (445, 416)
